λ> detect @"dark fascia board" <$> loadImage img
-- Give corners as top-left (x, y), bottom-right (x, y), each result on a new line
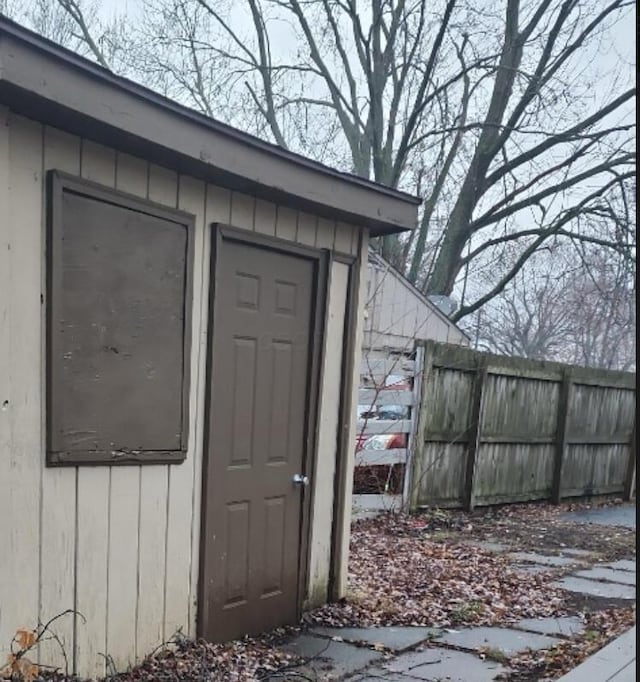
top-left (0, 17), bottom-right (420, 236)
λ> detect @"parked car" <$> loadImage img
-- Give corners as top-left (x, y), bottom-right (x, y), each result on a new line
top-left (376, 404), bottom-right (409, 420)
top-left (357, 433), bottom-right (406, 452)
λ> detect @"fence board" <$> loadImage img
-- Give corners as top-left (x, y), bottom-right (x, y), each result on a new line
top-left (624, 420), bottom-right (636, 501)
top-left (357, 419), bottom-right (412, 435)
top-left (352, 494), bottom-right (402, 514)
top-left (358, 389), bottom-right (415, 406)
top-left (360, 357), bottom-right (415, 377)
top-left (355, 448), bottom-right (407, 465)
top-left (418, 443), bottom-right (466, 505)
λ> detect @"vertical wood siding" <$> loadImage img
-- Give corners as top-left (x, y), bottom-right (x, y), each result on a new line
top-left (0, 109), bottom-right (42, 675)
top-left (0, 112), bottom-right (361, 678)
top-left (363, 253), bottom-right (467, 351)
top-left (334, 232), bottom-right (368, 597)
top-left (307, 260), bottom-right (348, 607)
top-left (39, 126), bottom-right (81, 670)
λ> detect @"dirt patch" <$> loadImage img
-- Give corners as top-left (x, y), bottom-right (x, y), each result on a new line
top-left (414, 499), bottom-right (636, 561)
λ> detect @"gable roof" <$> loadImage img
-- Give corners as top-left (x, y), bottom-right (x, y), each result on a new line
top-left (0, 15), bottom-right (420, 236)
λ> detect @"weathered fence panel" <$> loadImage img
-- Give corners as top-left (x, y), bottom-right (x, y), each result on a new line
top-left (411, 342), bottom-right (636, 510)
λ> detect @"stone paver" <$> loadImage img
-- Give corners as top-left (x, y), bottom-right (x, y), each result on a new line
top-left (604, 559), bottom-right (636, 573)
top-left (351, 673), bottom-right (414, 681)
top-left (437, 626), bottom-right (560, 656)
top-left (281, 634), bottom-right (383, 679)
top-left (507, 551), bottom-right (576, 567)
top-left (380, 647), bottom-right (509, 682)
top-left (309, 625), bottom-right (439, 652)
top-left (557, 626), bottom-right (636, 681)
top-left (512, 563), bottom-right (551, 575)
top-left (574, 566), bottom-right (636, 586)
top-left (552, 575), bottom-right (636, 600)
top-left (559, 548), bottom-right (596, 558)
top-left (560, 505), bottom-right (636, 529)
top-left (515, 616), bottom-right (585, 638)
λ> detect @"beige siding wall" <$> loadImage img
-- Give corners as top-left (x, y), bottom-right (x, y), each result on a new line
top-left (363, 256), bottom-right (467, 349)
top-left (335, 232), bottom-right (368, 597)
top-left (0, 109), bottom-right (361, 678)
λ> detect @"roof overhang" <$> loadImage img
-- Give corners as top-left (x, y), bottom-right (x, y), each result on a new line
top-left (0, 17), bottom-right (420, 236)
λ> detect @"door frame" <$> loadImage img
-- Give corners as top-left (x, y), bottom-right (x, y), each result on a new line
top-left (197, 223), bottom-right (329, 639)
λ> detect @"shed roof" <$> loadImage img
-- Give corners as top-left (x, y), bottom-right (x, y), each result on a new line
top-left (0, 16), bottom-right (420, 236)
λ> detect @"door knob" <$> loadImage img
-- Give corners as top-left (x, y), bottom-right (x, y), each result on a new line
top-left (293, 473), bottom-right (309, 487)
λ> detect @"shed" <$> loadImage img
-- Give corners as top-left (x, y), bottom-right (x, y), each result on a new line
top-left (0, 17), bottom-right (419, 678)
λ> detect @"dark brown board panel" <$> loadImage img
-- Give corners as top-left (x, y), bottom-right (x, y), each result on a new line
top-left (47, 172), bottom-right (194, 465)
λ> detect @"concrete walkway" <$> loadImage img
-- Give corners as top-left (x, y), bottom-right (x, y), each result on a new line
top-left (560, 505), bottom-right (637, 529)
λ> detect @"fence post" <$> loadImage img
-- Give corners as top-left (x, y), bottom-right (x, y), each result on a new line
top-left (408, 341), bottom-right (436, 511)
top-left (402, 342), bottom-right (423, 511)
top-left (552, 370), bottom-right (573, 504)
top-left (623, 417), bottom-right (636, 501)
top-left (463, 365), bottom-right (487, 512)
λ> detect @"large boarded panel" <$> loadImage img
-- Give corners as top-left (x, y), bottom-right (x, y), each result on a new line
top-left (47, 180), bottom-right (193, 463)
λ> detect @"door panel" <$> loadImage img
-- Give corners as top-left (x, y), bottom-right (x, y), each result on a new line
top-left (200, 236), bottom-right (316, 641)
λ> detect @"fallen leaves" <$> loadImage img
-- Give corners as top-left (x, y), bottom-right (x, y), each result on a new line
top-left (104, 633), bottom-right (301, 682)
top-left (1, 629), bottom-right (39, 682)
top-left (304, 513), bottom-right (567, 629)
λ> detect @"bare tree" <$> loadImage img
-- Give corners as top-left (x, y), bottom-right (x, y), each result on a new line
top-left (7, 0), bottom-right (636, 323)
top-left (466, 243), bottom-right (636, 370)
top-left (128, 0), bottom-right (635, 319)
top-left (2, 0), bottom-right (132, 73)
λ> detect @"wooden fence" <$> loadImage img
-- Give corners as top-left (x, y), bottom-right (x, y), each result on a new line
top-left (410, 342), bottom-right (636, 510)
top-left (352, 346), bottom-right (422, 513)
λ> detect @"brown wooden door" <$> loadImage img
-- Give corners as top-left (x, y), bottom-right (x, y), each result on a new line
top-left (199, 234), bottom-right (317, 642)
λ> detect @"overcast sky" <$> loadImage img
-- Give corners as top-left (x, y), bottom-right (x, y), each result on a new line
top-left (97, 0), bottom-right (636, 69)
